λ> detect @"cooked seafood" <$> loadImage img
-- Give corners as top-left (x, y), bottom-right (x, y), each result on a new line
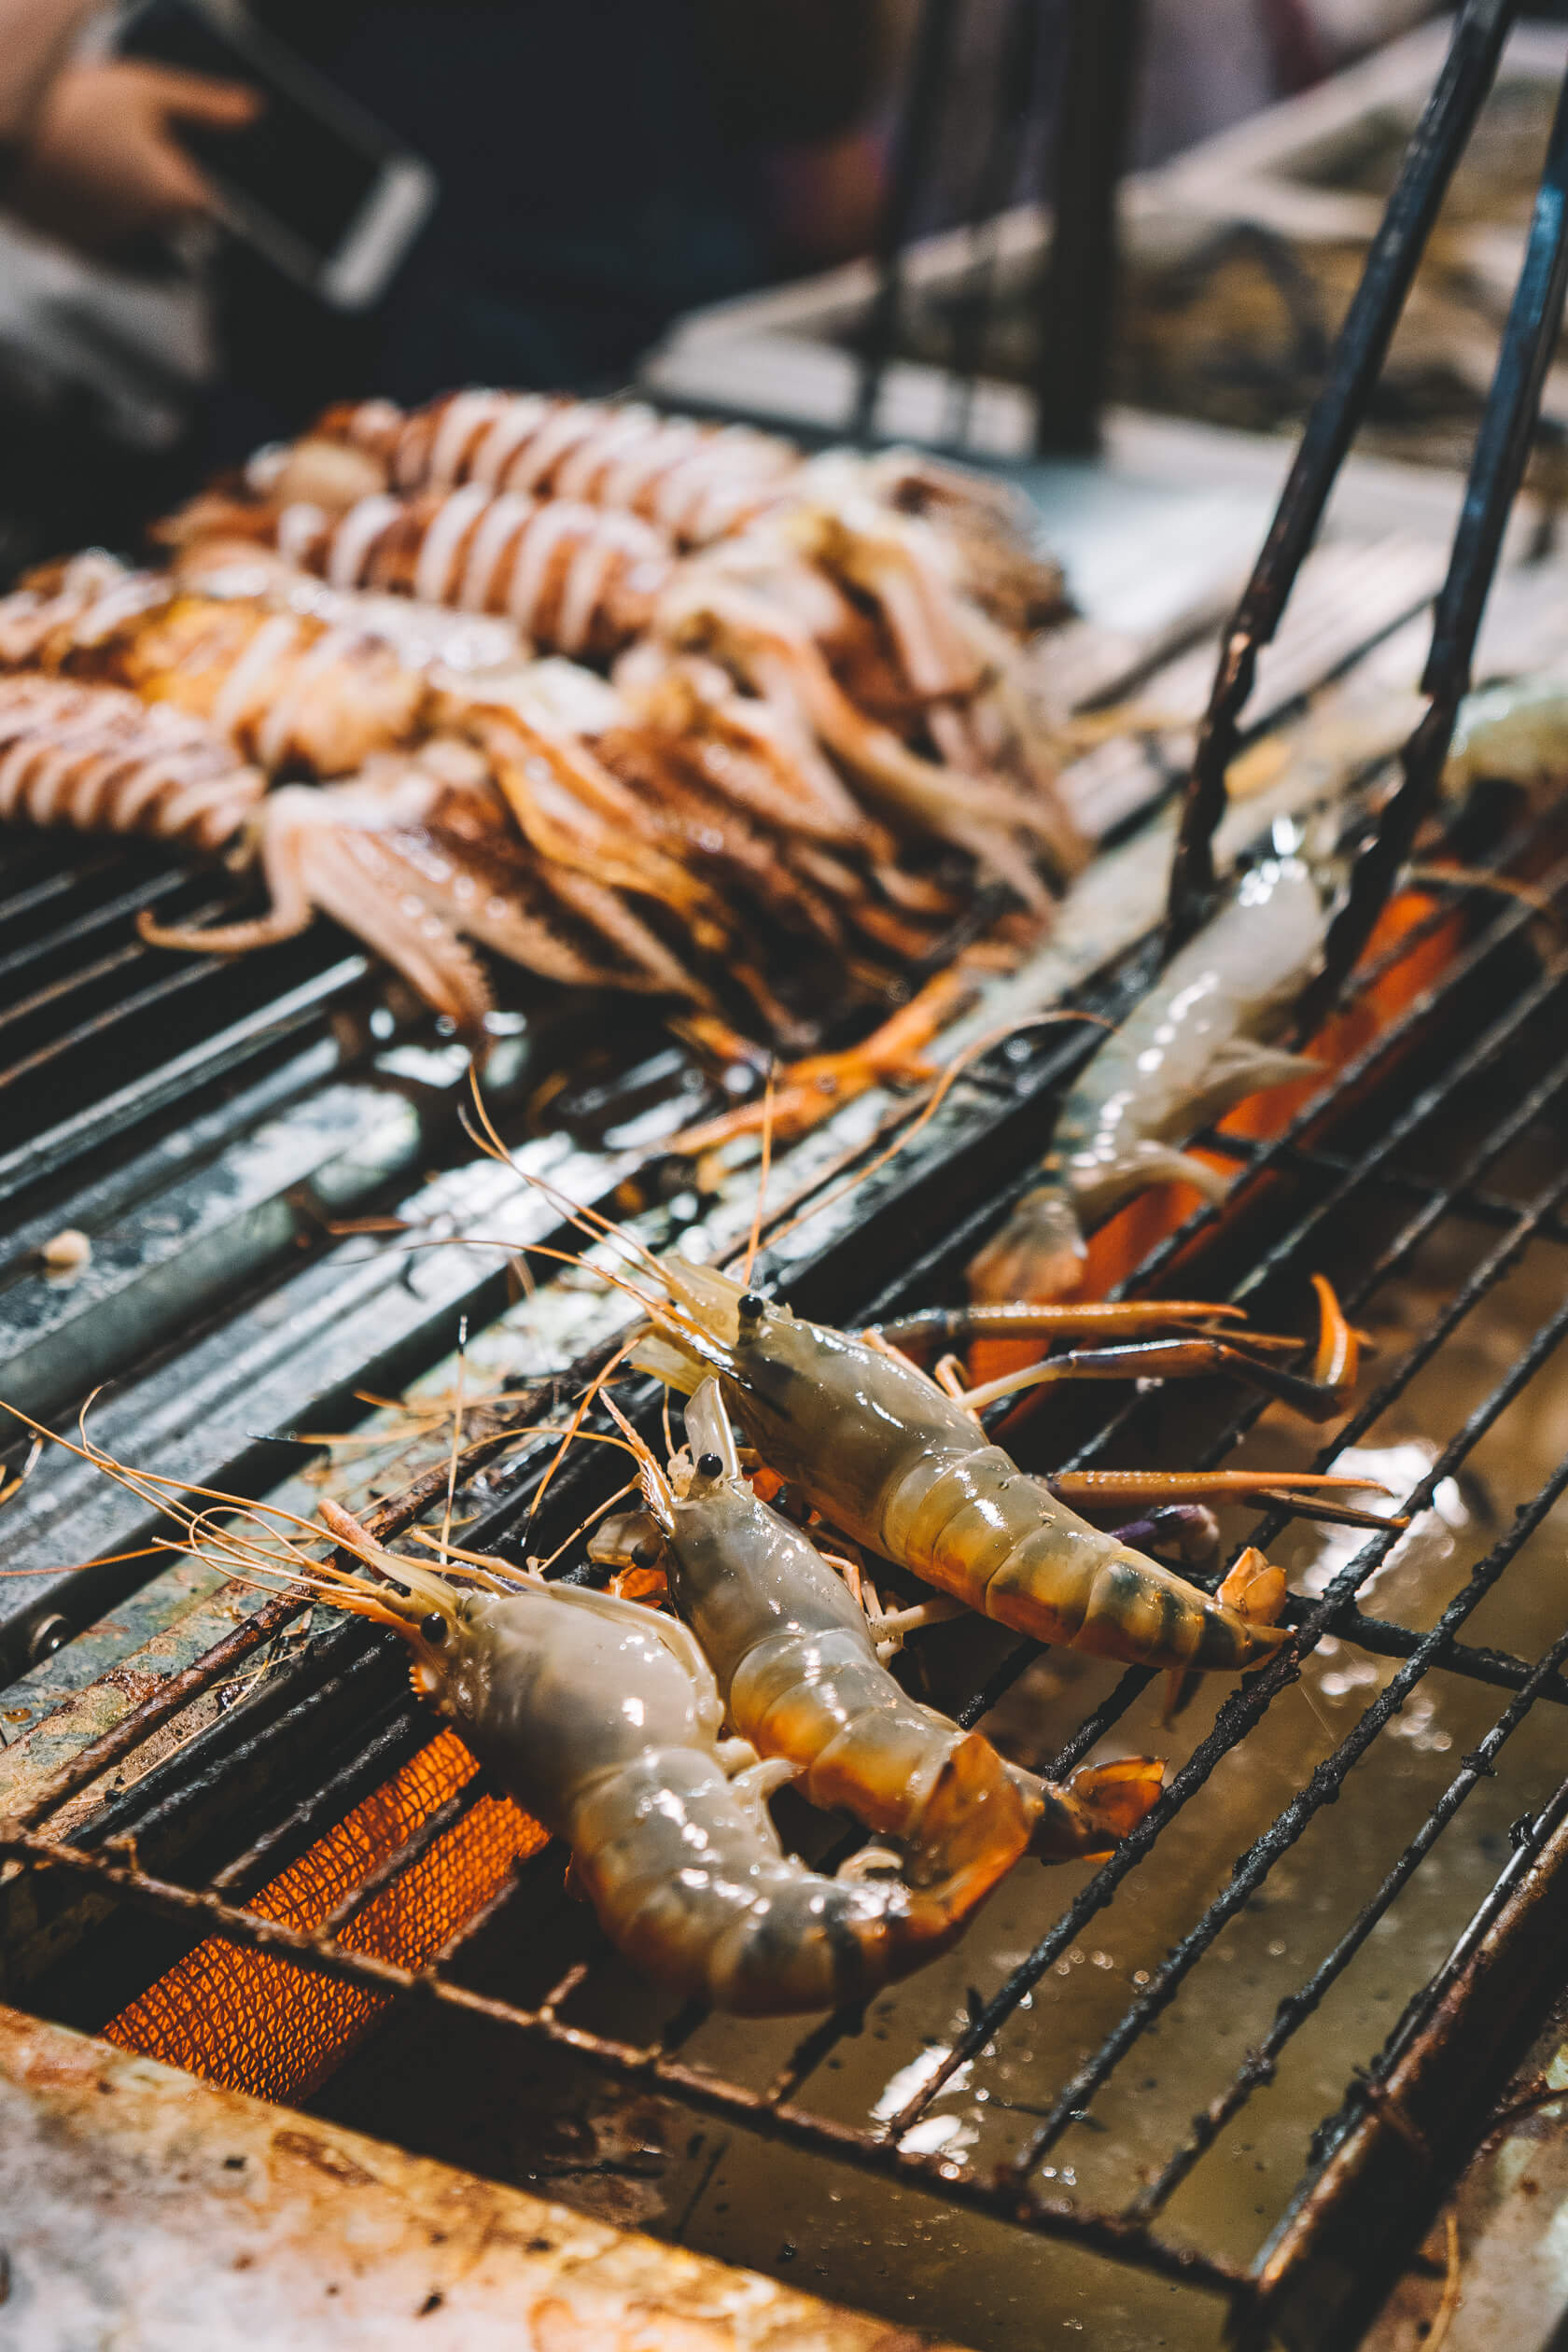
top-left (138, 751), bottom-right (710, 1035)
top-left (281, 391), bottom-right (802, 548)
top-left (482, 1168), bottom-right (1368, 1675)
top-left (250, 393), bottom-right (1066, 617)
top-left (589, 1377), bottom-right (1165, 1881)
top-left (0, 553), bottom-right (429, 778)
top-left (165, 484), bottom-right (675, 661)
top-left (623, 1264), bottom-right (1321, 1672)
top-left (655, 566), bottom-right (1071, 903)
top-left (0, 673), bottom-right (264, 854)
top-left (969, 831), bottom-right (1327, 1302)
top-left (307, 1499), bottom-right (995, 2014)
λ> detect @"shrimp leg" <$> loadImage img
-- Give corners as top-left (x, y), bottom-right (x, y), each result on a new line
top-left (590, 1379), bottom-right (1163, 1883)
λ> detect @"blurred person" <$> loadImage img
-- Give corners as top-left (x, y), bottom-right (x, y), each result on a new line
top-left (0, 0), bottom-right (258, 253)
top-left (5, 45), bottom-right (257, 255)
top-left (0, 5), bottom-right (256, 567)
top-left (120, 0), bottom-right (888, 460)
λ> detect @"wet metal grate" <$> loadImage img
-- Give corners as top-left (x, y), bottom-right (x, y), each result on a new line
top-left (8, 791), bottom-right (1568, 2348)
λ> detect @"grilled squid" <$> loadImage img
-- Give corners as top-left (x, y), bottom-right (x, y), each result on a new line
top-left (590, 1378), bottom-right (1164, 1886)
top-left (264, 391), bottom-right (805, 547)
top-left (0, 553), bottom-right (429, 778)
top-left (0, 673), bottom-right (264, 853)
top-left (315, 1501), bottom-right (1003, 2015)
top-left (138, 751), bottom-right (712, 1034)
top-left (165, 484), bottom-right (675, 661)
top-left (255, 392), bottom-right (1070, 635)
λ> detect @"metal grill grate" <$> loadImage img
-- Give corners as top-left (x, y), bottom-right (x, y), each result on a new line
top-left (7, 764), bottom-right (1568, 2347)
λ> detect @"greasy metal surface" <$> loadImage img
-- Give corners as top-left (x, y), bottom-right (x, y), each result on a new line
top-left (1363, 1984), bottom-right (1568, 2351)
top-left (0, 2002), bottom-right (950, 2351)
top-left (11, 777), bottom-right (1568, 2343)
top-left (1253, 1792), bottom-right (1568, 2351)
top-left (7, 507), bottom-right (1568, 2347)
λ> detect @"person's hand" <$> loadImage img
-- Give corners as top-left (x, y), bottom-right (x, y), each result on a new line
top-left (7, 60), bottom-right (259, 255)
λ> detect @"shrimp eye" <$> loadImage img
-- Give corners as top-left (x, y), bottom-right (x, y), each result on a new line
top-left (420, 1612), bottom-right (446, 1644)
top-left (695, 1451), bottom-right (724, 1481)
top-left (737, 1292), bottom-right (766, 1321)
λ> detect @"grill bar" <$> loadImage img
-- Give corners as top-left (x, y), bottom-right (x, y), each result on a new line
top-left (1167, 0), bottom-right (1521, 935)
top-left (0, 955), bottom-right (367, 1212)
top-left (1008, 1358), bottom-right (1568, 2188)
top-left (0, 1823), bottom-right (1249, 2300)
top-left (1130, 1603), bottom-right (1568, 2225)
top-left (878, 947), bottom-right (1568, 2139)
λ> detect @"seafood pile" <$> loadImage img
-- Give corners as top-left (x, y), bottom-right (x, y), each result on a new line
top-left (18, 1074), bottom-right (1394, 2015)
top-left (0, 391), bottom-right (1080, 1052)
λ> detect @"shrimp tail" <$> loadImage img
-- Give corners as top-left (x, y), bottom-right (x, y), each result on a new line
top-left (968, 1178), bottom-right (1086, 1304)
top-left (1216, 1543), bottom-right (1288, 1630)
top-left (904, 1729), bottom-right (1035, 1899)
top-left (1028, 1755), bottom-right (1165, 1861)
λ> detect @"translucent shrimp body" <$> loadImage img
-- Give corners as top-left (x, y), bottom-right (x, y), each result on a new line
top-left (1442, 675), bottom-right (1568, 792)
top-left (595, 1379), bottom-right (1160, 1890)
top-left (631, 1274), bottom-right (1287, 1673)
top-left (969, 845), bottom-right (1327, 1301)
top-left (324, 1519), bottom-right (981, 2015)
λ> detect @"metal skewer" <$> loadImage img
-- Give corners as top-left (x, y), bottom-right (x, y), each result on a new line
top-left (1164, 0), bottom-right (1522, 950)
top-left (1295, 56), bottom-right (1568, 1032)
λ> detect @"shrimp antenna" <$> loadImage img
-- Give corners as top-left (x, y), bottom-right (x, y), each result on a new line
top-left (464, 1069), bottom-right (667, 1284)
top-left (526, 1335), bottom-right (642, 1537)
top-left (176, 1505), bottom-right (414, 1635)
top-left (599, 1393), bottom-right (676, 1533)
top-left (0, 1395), bottom-right (339, 1556)
top-left (742, 1057), bottom-right (777, 1289)
top-left (756, 1007), bottom-right (1112, 1258)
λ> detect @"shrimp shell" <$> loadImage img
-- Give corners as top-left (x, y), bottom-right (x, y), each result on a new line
top-left (970, 848), bottom-right (1328, 1302)
top-left (321, 1521), bottom-right (992, 2015)
top-left (595, 1379), bottom-right (1160, 1888)
top-left (631, 1267), bottom-right (1288, 1674)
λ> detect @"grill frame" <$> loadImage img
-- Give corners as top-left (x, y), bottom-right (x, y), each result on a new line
top-left (7, 749), bottom-right (1568, 2346)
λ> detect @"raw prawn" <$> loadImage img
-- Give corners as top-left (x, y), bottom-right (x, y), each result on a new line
top-left (625, 1266), bottom-right (1309, 1672)
top-left (969, 830), bottom-right (1328, 1302)
top-left (493, 1169), bottom-right (1367, 1675)
top-left (309, 1498), bottom-right (1000, 2012)
top-left (589, 1377), bottom-right (1165, 1884)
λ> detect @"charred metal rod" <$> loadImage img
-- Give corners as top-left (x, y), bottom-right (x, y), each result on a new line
top-left (1035, 0), bottom-right (1142, 455)
top-left (850, 0), bottom-right (959, 442)
top-left (1165, 0), bottom-right (1520, 947)
top-left (1128, 1598), bottom-right (1568, 2227)
top-left (1297, 61), bottom-right (1568, 1033)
